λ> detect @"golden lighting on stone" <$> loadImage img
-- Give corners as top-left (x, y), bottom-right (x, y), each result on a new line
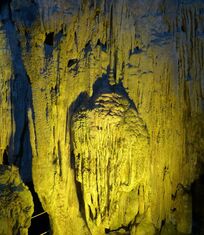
top-left (0, 0), bottom-right (204, 235)
top-left (71, 92), bottom-right (149, 234)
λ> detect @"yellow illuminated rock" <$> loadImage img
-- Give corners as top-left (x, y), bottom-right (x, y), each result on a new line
top-left (0, 0), bottom-right (204, 234)
top-left (71, 92), bottom-right (149, 234)
top-left (0, 22), bottom-right (13, 164)
top-left (0, 165), bottom-right (33, 235)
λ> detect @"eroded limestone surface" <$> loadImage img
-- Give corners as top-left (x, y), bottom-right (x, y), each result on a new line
top-left (0, 0), bottom-right (204, 234)
top-left (0, 165), bottom-right (33, 235)
top-left (72, 92), bottom-right (149, 234)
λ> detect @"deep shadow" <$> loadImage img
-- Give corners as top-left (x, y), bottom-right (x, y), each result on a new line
top-left (68, 92), bottom-right (90, 228)
top-left (2, 147), bottom-right (9, 165)
top-left (44, 32), bottom-right (54, 57)
top-left (96, 39), bottom-right (107, 52)
top-left (27, 182), bottom-right (51, 235)
top-left (69, 92), bottom-right (90, 116)
top-left (90, 74), bottom-right (138, 112)
top-left (67, 58), bottom-right (78, 68)
top-left (84, 40), bottom-right (92, 57)
top-left (1, 0), bottom-right (33, 182)
top-left (44, 32), bottom-right (54, 46)
top-left (192, 173), bottom-right (204, 235)
top-left (105, 226), bottom-right (130, 234)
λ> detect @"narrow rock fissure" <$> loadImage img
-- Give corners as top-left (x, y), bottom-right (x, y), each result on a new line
top-left (192, 173), bottom-right (204, 234)
top-left (105, 224), bottom-right (131, 234)
top-left (27, 182), bottom-right (51, 235)
top-left (69, 93), bottom-right (90, 229)
top-left (44, 32), bottom-right (54, 46)
top-left (2, 147), bottom-right (9, 165)
top-left (44, 32), bottom-right (54, 57)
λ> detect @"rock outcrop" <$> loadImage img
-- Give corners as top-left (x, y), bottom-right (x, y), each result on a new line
top-left (0, 165), bottom-right (33, 235)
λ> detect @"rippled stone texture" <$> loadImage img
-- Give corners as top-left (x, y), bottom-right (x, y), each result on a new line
top-left (0, 0), bottom-right (204, 234)
top-left (72, 92), bottom-right (149, 234)
top-left (0, 165), bottom-right (33, 235)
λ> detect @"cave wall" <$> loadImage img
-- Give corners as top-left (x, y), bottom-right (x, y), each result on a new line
top-left (0, 0), bottom-right (204, 234)
top-left (0, 165), bottom-right (33, 235)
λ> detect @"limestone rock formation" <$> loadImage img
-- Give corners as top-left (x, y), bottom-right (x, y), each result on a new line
top-left (71, 91), bottom-right (149, 234)
top-left (0, 0), bottom-right (204, 234)
top-left (0, 165), bottom-right (33, 235)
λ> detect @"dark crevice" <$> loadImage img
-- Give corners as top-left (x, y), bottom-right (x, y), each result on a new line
top-left (109, 4), bottom-right (113, 45)
top-left (3, 147), bottom-right (9, 165)
top-left (25, 30), bottom-right (31, 52)
top-left (89, 0), bottom-right (95, 9)
top-left (65, 108), bottom-right (69, 143)
top-left (69, 92), bottom-right (89, 115)
top-left (44, 32), bottom-right (54, 46)
top-left (89, 206), bottom-right (94, 221)
top-left (70, 145), bottom-right (87, 229)
top-left (50, 84), bottom-right (59, 103)
top-left (181, 17), bottom-right (186, 33)
top-left (15, 116), bottom-right (32, 182)
top-left (171, 207), bottom-right (176, 212)
top-left (159, 219), bottom-right (166, 233)
top-left (57, 141), bottom-right (62, 177)
top-left (129, 46), bottom-right (142, 56)
top-left (84, 40), bottom-right (92, 57)
top-left (103, 0), bottom-right (107, 13)
top-left (113, 49), bottom-right (117, 81)
top-left (68, 59), bottom-right (78, 68)
top-left (75, 180), bottom-right (86, 222)
top-left (105, 222), bottom-right (131, 234)
top-left (46, 103), bottom-right (49, 120)
top-left (74, 32), bottom-right (78, 50)
top-left (26, 182), bottom-right (51, 235)
top-left (105, 228), bottom-right (110, 233)
top-left (14, 116), bottom-right (27, 166)
top-left (44, 32), bottom-right (54, 58)
top-left (54, 28), bottom-right (63, 46)
top-left (67, 58), bottom-right (79, 75)
top-left (96, 39), bottom-right (107, 52)
top-left (70, 150), bottom-right (75, 169)
top-left (44, 29), bottom-right (63, 58)
top-left (192, 174), bottom-right (204, 234)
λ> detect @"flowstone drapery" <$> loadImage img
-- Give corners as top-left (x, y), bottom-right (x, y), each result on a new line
top-left (71, 91), bottom-right (149, 234)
